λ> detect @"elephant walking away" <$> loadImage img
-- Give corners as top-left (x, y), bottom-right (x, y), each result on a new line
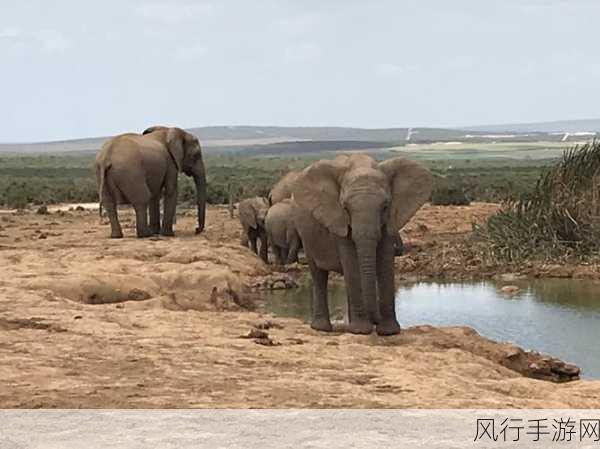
top-left (95, 126), bottom-right (206, 238)
top-left (265, 199), bottom-right (302, 265)
top-left (292, 154), bottom-right (433, 336)
top-left (238, 197), bottom-right (269, 264)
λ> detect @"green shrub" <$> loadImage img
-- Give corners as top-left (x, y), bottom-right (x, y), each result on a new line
top-left (431, 177), bottom-right (470, 206)
top-left (475, 140), bottom-right (600, 262)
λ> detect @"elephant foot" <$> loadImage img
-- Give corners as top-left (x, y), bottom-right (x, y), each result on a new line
top-left (110, 232), bottom-right (124, 239)
top-left (195, 227), bottom-right (204, 235)
top-left (370, 311), bottom-right (382, 325)
top-left (161, 230), bottom-right (175, 237)
top-left (136, 232), bottom-right (152, 239)
top-left (376, 319), bottom-right (401, 336)
top-left (311, 317), bottom-right (333, 332)
top-left (348, 320), bottom-right (373, 335)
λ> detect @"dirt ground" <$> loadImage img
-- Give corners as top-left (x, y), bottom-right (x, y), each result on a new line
top-left (1, 203), bottom-right (600, 408)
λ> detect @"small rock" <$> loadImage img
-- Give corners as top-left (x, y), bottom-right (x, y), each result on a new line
top-left (254, 337), bottom-right (280, 346)
top-left (254, 320), bottom-right (284, 330)
top-left (239, 329), bottom-right (270, 339)
top-left (37, 233), bottom-right (48, 240)
top-left (128, 288), bottom-right (151, 301)
top-left (500, 285), bottom-right (520, 294)
top-left (271, 279), bottom-right (288, 290)
top-left (36, 205), bottom-right (49, 215)
top-left (75, 205), bottom-right (85, 211)
top-left (73, 315), bottom-right (83, 320)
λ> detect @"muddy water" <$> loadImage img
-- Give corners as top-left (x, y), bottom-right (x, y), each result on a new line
top-left (265, 279), bottom-right (600, 378)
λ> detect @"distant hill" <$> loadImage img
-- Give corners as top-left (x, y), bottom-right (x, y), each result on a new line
top-left (0, 123), bottom-right (593, 155)
top-left (462, 119), bottom-right (600, 134)
top-left (0, 126), bottom-right (500, 154)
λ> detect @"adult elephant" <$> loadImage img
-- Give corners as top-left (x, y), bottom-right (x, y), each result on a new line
top-left (95, 126), bottom-right (206, 238)
top-left (265, 198), bottom-right (302, 265)
top-left (268, 170), bottom-right (301, 205)
top-left (238, 197), bottom-right (269, 263)
top-left (292, 154), bottom-right (432, 336)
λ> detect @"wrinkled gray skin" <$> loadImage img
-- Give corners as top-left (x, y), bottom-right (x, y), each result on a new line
top-left (238, 197), bottom-right (269, 264)
top-left (95, 126), bottom-right (206, 238)
top-left (265, 199), bottom-right (302, 265)
top-left (394, 234), bottom-right (404, 257)
top-left (268, 170), bottom-right (301, 206)
top-left (292, 154), bottom-right (433, 336)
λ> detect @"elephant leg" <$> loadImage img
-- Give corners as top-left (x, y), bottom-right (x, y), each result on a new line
top-left (149, 197), bottom-right (161, 235)
top-left (240, 232), bottom-right (249, 248)
top-left (273, 245), bottom-right (284, 265)
top-left (133, 203), bottom-right (151, 238)
top-left (105, 202), bottom-right (123, 239)
top-left (258, 230), bottom-right (269, 264)
top-left (161, 190), bottom-right (177, 237)
top-left (248, 229), bottom-right (258, 254)
top-left (337, 238), bottom-right (373, 334)
top-left (308, 258), bottom-right (332, 332)
top-left (376, 233), bottom-right (401, 336)
top-left (280, 246), bottom-right (289, 265)
top-left (287, 235), bottom-right (300, 264)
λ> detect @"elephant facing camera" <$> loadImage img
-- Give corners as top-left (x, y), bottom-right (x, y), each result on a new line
top-left (292, 154), bottom-right (433, 336)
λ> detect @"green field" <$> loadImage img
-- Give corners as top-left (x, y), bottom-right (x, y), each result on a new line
top-left (0, 141), bottom-right (572, 209)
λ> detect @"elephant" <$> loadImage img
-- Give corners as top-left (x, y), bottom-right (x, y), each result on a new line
top-left (265, 198), bottom-right (302, 265)
top-left (291, 154), bottom-right (433, 336)
top-left (238, 197), bottom-right (269, 263)
top-left (95, 126), bottom-right (206, 238)
top-left (393, 234), bottom-right (404, 257)
top-left (268, 170), bottom-right (301, 205)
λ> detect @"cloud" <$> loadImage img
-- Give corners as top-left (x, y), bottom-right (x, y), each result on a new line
top-left (0, 27), bottom-right (21, 39)
top-left (135, 2), bottom-right (215, 24)
top-left (274, 13), bottom-right (321, 36)
top-left (283, 42), bottom-right (321, 63)
top-left (35, 30), bottom-right (71, 53)
top-left (174, 43), bottom-right (208, 61)
top-left (0, 27), bottom-right (70, 53)
top-left (375, 63), bottom-right (404, 77)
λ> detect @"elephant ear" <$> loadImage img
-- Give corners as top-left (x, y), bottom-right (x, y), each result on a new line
top-left (142, 125), bottom-right (168, 135)
top-left (165, 128), bottom-right (185, 173)
top-left (269, 171), bottom-right (300, 205)
top-left (293, 158), bottom-right (349, 237)
top-left (239, 202), bottom-right (257, 229)
top-left (378, 158), bottom-right (433, 234)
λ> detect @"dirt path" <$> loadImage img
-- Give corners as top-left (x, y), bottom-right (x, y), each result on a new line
top-left (0, 204), bottom-right (599, 408)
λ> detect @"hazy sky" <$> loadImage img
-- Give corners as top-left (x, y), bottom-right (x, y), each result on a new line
top-left (2, 0), bottom-right (600, 142)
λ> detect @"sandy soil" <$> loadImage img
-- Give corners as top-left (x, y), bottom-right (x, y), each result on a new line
top-left (1, 204), bottom-right (600, 408)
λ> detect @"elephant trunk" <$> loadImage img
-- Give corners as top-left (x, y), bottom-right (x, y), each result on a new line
top-left (193, 170), bottom-right (206, 234)
top-left (355, 239), bottom-right (379, 324)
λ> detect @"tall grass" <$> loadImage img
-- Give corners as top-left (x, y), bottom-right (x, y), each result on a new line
top-left (476, 140), bottom-right (600, 262)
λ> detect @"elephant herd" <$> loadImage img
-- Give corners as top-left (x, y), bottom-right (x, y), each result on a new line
top-left (95, 128), bottom-right (434, 336)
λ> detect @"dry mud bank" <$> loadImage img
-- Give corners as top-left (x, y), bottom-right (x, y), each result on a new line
top-left (0, 204), bottom-right (599, 408)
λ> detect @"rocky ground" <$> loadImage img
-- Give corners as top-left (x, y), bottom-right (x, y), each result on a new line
top-left (0, 203), bottom-right (599, 408)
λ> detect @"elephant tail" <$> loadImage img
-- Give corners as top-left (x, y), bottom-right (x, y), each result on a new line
top-left (97, 162), bottom-right (111, 221)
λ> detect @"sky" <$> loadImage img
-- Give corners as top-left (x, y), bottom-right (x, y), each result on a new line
top-left (1, 0), bottom-right (600, 142)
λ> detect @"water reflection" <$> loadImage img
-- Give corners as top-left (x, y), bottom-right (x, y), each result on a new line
top-left (264, 279), bottom-right (600, 378)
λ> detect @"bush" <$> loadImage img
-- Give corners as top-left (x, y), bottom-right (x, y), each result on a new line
top-left (431, 177), bottom-right (470, 206)
top-left (475, 140), bottom-right (600, 262)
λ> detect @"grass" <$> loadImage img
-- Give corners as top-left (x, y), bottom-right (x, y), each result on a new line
top-left (475, 140), bottom-right (600, 262)
top-left (0, 144), bottom-right (561, 209)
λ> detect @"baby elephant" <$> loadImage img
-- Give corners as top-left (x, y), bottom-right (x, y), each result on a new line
top-left (238, 197), bottom-right (269, 263)
top-left (265, 199), bottom-right (302, 265)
